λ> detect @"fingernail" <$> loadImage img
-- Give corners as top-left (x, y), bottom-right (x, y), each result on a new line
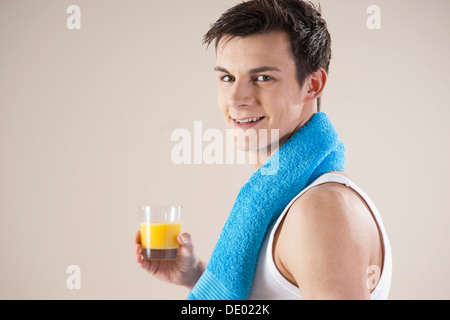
top-left (181, 235), bottom-right (187, 243)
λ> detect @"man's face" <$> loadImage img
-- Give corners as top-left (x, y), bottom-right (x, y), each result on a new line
top-left (215, 31), bottom-right (312, 151)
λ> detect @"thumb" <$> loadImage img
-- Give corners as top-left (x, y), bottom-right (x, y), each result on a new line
top-left (177, 232), bottom-right (194, 255)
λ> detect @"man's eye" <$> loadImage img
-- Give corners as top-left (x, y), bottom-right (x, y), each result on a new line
top-left (221, 75), bottom-right (235, 82)
top-left (255, 75), bottom-right (273, 82)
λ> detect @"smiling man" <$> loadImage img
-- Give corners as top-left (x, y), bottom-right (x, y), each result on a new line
top-left (135, 0), bottom-right (392, 300)
top-left (214, 31), bottom-right (322, 167)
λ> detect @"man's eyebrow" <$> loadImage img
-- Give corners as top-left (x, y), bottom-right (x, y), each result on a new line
top-left (248, 66), bottom-right (282, 74)
top-left (214, 66), bottom-right (282, 74)
top-left (214, 66), bottom-right (229, 73)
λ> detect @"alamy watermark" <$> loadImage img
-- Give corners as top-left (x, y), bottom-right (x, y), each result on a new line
top-left (171, 121), bottom-right (279, 175)
top-left (64, 264), bottom-right (379, 292)
top-left (66, 264), bottom-right (81, 290)
top-left (367, 265), bottom-right (381, 290)
top-left (66, 5), bottom-right (81, 30)
top-left (65, 5), bottom-right (381, 31)
top-left (367, 5), bottom-right (381, 30)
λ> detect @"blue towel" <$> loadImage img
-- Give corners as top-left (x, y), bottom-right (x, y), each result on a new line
top-left (188, 112), bottom-right (346, 300)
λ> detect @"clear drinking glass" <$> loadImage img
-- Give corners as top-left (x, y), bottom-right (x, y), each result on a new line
top-left (139, 206), bottom-right (182, 260)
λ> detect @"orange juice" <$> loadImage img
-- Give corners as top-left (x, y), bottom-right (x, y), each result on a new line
top-left (140, 222), bottom-right (181, 260)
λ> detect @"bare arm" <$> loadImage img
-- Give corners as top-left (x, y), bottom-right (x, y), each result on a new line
top-left (275, 184), bottom-right (378, 300)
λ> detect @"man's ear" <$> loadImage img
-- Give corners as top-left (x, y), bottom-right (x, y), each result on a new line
top-left (305, 68), bottom-right (328, 102)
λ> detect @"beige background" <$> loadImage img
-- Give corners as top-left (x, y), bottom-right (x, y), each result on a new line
top-left (0, 0), bottom-right (449, 300)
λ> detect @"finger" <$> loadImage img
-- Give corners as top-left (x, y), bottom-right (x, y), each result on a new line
top-left (139, 259), bottom-right (150, 271)
top-left (140, 258), bottom-right (159, 276)
top-left (135, 230), bottom-right (141, 244)
top-left (134, 243), bottom-right (142, 254)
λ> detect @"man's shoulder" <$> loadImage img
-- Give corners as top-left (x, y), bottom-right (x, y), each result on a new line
top-left (274, 175), bottom-right (379, 299)
top-left (293, 175), bottom-right (359, 215)
top-left (285, 181), bottom-right (358, 233)
top-left (278, 173), bottom-right (375, 252)
top-left (273, 173), bottom-right (381, 297)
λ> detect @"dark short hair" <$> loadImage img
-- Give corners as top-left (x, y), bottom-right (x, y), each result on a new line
top-left (203, 0), bottom-right (331, 111)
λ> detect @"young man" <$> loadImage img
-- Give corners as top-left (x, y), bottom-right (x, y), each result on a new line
top-left (135, 0), bottom-right (392, 300)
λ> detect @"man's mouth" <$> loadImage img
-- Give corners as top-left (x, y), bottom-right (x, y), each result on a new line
top-left (233, 116), bottom-right (265, 124)
top-left (231, 116), bottom-right (266, 129)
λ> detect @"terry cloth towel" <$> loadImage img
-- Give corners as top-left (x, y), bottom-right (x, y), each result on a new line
top-left (187, 112), bottom-right (346, 300)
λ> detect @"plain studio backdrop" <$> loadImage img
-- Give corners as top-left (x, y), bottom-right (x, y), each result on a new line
top-left (0, 0), bottom-right (449, 300)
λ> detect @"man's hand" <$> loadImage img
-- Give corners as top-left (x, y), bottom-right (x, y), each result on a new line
top-left (134, 231), bottom-right (205, 291)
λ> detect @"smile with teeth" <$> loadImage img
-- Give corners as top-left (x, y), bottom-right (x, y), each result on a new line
top-left (233, 116), bottom-right (265, 124)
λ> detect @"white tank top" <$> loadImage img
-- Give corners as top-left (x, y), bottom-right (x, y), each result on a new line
top-left (248, 172), bottom-right (392, 300)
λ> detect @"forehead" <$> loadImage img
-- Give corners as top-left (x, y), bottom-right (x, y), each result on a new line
top-left (216, 31), bottom-right (295, 70)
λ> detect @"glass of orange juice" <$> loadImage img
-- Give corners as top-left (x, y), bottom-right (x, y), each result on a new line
top-left (139, 205), bottom-right (182, 260)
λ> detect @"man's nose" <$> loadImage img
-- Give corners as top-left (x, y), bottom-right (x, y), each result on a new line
top-left (227, 79), bottom-right (255, 109)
